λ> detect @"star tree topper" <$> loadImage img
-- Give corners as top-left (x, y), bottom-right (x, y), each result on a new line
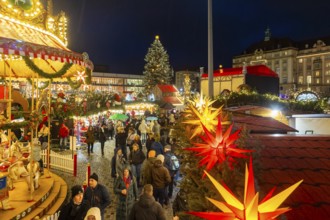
top-left (188, 158), bottom-right (303, 220)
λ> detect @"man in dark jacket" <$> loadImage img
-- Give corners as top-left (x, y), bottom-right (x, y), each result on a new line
top-left (83, 173), bottom-right (111, 220)
top-left (59, 185), bottom-right (90, 220)
top-left (129, 184), bottom-right (166, 220)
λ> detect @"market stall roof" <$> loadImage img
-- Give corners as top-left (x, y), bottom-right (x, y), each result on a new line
top-left (247, 134), bottom-right (330, 219)
top-left (0, 3), bottom-right (92, 79)
top-left (201, 65), bottom-right (278, 78)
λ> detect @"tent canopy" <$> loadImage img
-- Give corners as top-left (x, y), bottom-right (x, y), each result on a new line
top-left (0, 6), bottom-right (92, 79)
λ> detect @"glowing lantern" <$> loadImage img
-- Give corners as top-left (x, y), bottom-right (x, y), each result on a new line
top-left (188, 158), bottom-right (303, 220)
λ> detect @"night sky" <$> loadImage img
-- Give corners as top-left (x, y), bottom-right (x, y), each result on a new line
top-left (53, 0), bottom-right (330, 74)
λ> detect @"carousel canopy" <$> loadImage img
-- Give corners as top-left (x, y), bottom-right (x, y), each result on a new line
top-left (0, 0), bottom-right (92, 79)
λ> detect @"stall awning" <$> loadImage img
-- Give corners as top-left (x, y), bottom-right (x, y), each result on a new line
top-left (0, 14), bottom-right (91, 79)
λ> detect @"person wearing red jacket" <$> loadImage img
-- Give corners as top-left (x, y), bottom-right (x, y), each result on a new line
top-left (59, 123), bottom-right (69, 150)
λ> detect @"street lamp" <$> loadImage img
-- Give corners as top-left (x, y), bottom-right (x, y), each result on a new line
top-left (208, 0), bottom-right (214, 99)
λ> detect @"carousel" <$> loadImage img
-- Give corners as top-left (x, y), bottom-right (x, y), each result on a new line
top-left (0, 0), bottom-right (93, 219)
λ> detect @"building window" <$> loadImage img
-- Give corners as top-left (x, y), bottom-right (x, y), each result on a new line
top-left (313, 58), bottom-right (322, 70)
top-left (299, 58), bottom-right (303, 63)
top-left (315, 71), bottom-right (320, 76)
top-left (298, 76), bottom-right (303, 84)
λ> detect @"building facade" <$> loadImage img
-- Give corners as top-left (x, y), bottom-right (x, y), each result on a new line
top-left (232, 28), bottom-right (330, 98)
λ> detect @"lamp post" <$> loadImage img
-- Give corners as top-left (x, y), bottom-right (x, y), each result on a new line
top-left (208, 0), bottom-right (214, 99)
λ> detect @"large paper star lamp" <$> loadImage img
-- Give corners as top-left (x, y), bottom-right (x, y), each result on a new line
top-left (186, 117), bottom-right (252, 176)
top-left (188, 158), bottom-right (303, 220)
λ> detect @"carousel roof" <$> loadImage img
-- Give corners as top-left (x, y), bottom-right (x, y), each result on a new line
top-left (0, 2), bottom-right (92, 79)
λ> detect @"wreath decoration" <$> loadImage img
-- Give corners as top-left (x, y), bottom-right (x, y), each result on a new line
top-left (22, 56), bottom-right (73, 79)
top-left (67, 77), bottom-right (82, 90)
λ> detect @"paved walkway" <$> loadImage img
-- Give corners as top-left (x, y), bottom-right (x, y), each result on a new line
top-left (52, 139), bottom-right (176, 220)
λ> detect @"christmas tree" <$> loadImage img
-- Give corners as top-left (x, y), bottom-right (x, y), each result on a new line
top-left (143, 35), bottom-right (172, 95)
top-left (171, 95), bottom-right (253, 219)
top-left (172, 94), bottom-right (302, 220)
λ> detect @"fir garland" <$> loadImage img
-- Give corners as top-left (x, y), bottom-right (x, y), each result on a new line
top-left (67, 77), bottom-right (82, 90)
top-left (0, 121), bottom-right (29, 130)
top-left (23, 56), bottom-right (73, 79)
top-left (27, 78), bottom-right (52, 90)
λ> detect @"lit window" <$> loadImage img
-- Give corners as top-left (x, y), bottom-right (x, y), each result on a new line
top-left (315, 71), bottom-right (320, 76)
top-left (316, 79), bottom-right (320, 84)
top-left (299, 59), bottom-right (303, 63)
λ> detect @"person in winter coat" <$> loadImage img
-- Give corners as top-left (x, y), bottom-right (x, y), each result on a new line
top-left (126, 127), bottom-right (136, 152)
top-left (107, 121), bottom-right (114, 140)
top-left (138, 119), bottom-right (148, 146)
top-left (38, 123), bottom-right (49, 145)
top-left (83, 173), bottom-right (111, 220)
top-left (114, 167), bottom-right (138, 220)
top-left (115, 126), bottom-right (128, 159)
top-left (99, 124), bottom-right (107, 156)
top-left (84, 207), bottom-right (101, 220)
top-left (111, 148), bottom-right (128, 179)
top-left (140, 150), bottom-right (157, 185)
top-left (59, 185), bottom-right (90, 220)
top-left (128, 184), bottom-right (166, 220)
top-left (59, 123), bottom-right (70, 150)
top-left (145, 132), bottom-right (155, 156)
top-left (150, 156), bottom-right (171, 207)
top-left (150, 136), bottom-right (163, 156)
top-left (85, 125), bottom-right (95, 156)
top-left (129, 143), bottom-right (146, 186)
top-left (152, 120), bottom-right (161, 139)
top-left (132, 135), bottom-right (143, 151)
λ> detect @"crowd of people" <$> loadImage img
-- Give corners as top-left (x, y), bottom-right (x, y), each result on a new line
top-left (59, 111), bottom-right (189, 220)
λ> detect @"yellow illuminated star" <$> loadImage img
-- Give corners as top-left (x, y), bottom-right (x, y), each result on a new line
top-left (188, 158), bottom-right (303, 220)
top-left (182, 95), bottom-right (229, 139)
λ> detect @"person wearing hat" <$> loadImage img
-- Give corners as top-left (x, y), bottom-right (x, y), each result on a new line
top-left (84, 207), bottom-right (101, 220)
top-left (59, 185), bottom-right (90, 220)
top-left (83, 173), bottom-right (111, 220)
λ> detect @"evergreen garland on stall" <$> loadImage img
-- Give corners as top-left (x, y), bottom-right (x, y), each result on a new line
top-left (22, 56), bottom-right (73, 78)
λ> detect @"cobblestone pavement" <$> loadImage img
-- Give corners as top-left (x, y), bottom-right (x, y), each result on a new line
top-left (52, 139), bottom-right (176, 220)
